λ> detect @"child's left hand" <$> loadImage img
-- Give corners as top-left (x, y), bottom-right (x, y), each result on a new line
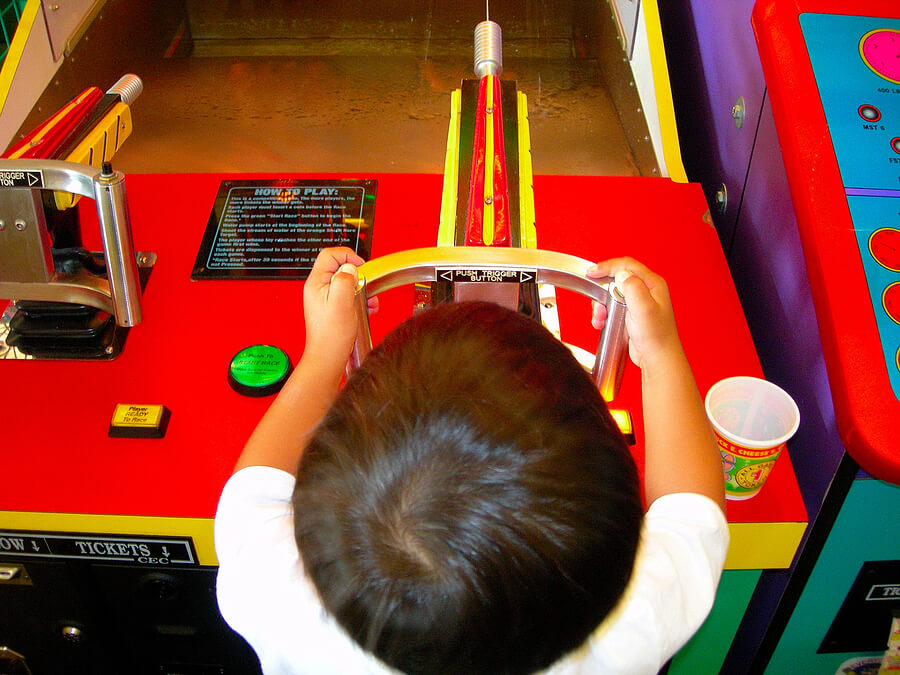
top-left (303, 247), bottom-right (368, 366)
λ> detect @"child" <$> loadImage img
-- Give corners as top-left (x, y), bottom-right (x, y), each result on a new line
top-left (215, 247), bottom-right (728, 675)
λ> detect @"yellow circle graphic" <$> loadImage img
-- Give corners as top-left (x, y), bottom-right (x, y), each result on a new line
top-left (735, 462), bottom-right (774, 490)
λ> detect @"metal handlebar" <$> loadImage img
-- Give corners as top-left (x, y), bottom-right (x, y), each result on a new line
top-left (0, 159), bottom-right (142, 327)
top-left (348, 246), bottom-right (629, 401)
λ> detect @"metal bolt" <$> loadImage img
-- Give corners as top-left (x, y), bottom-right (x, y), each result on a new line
top-left (731, 96), bottom-right (745, 129)
top-left (14, 219), bottom-right (26, 231)
top-left (484, 196), bottom-right (493, 205)
top-left (485, 106), bottom-right (493, 114)
top-left (61, 625), bottom-right (83, 642)
top-left (714, 184), bottom-right (728, 214)
top-left (0, 220), bottom-right (4, 231)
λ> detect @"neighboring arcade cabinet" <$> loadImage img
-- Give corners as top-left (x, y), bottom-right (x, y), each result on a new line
top-left (747, 2), bottom-right (900, 672)
top-left (0, 80), bottom-right (261, 674)
top-left (660, 0), bottom-right (900, 671)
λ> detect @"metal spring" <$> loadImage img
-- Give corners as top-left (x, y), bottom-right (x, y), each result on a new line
top-left (474, 20), bottom-right (502, 78)
top-left (107, 74), bottom-right (144, 105)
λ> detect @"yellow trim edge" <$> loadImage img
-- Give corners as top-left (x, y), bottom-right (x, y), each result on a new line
top-left (0, 511), bottom-right (218, 566)
top-left (438, 89), bottom-right (462, 247)
top-left (0, 0), bottom-right (42, 119)
top-left (641, 0), bottom-right (688, 183)
top-left (725, 521), bottom-right (807, 570)
top-left (517, 91), bottom-right (537, 249)
top-left (0, 512), bottom-right (807, 571)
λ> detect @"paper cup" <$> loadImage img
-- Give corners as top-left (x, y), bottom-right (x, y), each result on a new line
top-left (705, 377), bottom-right (800, 500)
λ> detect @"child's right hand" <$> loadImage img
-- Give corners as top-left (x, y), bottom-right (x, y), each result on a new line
top-left (303, 247), bottom-right (367, 366)
top-left (586, 257), bottom-right (683, 370)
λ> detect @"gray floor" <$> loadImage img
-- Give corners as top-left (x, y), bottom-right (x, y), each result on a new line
top-left (113, 53), bottom-right (639, 176)
top-left (109, 0), bottom-right (643, 176)
top-left (14, 1), bottom-right (647, 177)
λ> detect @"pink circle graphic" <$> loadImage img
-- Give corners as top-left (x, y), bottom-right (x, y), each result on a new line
top-left (861, 29), bottom-right (900, 84)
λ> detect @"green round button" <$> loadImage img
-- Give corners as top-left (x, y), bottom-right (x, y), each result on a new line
top-left (228, 345), bottom-right (292, 396)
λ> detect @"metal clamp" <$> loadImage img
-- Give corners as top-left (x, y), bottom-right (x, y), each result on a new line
top-left (349, 247), bottom-right (629, 401)
top-left (0, 158), bottom-right (143, 327)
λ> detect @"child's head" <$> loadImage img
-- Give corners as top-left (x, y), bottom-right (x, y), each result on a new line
top-left (293, 301), bottom-right (642, 675)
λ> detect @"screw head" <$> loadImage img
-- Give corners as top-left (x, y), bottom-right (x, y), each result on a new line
top-left (714, 183), bottom-right (728, 214)
top-left (731, 96), bottom-right (746, 129)
top-left (61, 625), bottom-right (83, 642)
top-left (14, 219), bottom-right (26, 231)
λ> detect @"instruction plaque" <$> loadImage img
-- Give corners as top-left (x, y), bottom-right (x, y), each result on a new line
top-left (191, 178), bottom-right (376, 279)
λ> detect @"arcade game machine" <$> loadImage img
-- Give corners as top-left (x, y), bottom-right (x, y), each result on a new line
top-left (0, 1), bottom-right (805, 672)
top-left (659, 0), bottom-right (900, 671)
top-left (747, 1), bottom-right (900, 672)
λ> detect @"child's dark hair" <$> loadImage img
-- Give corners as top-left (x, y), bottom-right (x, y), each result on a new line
top-left (293, 301), bottom-right (642, 675)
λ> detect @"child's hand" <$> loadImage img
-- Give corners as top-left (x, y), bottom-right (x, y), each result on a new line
top-left (303, 247), bottom-right (367, 365)
top-left (587, 257), bottom-right (682, 370)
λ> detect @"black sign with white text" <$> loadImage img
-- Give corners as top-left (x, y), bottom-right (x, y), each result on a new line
top-left (820, 560), bottom-right (900, 653)
top-left (437, 268), bottom-right (536, 283)
top-left (0, 531), bottom-right (197, 567)
top-left (0, 169), bottom-right (42, 188)
top-left (192, 179), bottom-right (376, 280)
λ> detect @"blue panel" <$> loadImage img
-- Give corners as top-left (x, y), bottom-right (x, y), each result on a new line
top-left (800, 13), bottom-right (900, 401)
top-left (799, 13), bottom-right (900, 192)
top-left (766, 479), bottom-right (900, 674)
top-left (849, 196), bottom-right (900, 400)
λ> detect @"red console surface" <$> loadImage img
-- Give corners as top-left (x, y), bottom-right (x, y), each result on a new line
top-left (754, 0), bottom-right (900, 484)
top-left (0, 173), bottom-right (806, 568)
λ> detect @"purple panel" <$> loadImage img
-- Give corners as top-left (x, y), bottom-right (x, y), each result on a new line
top-left (719, 95), bottom-right (849, 675)
top-left (729, 97), bottom-right (846, 509)
top-left (660, 0), bottom-right (765, 250)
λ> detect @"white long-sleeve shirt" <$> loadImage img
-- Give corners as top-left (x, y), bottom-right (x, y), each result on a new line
top-left (215, 466), bottom-right (729, 675)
